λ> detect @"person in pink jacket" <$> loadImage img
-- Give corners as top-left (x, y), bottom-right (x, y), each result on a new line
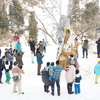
top-left (65, 60), bottom-right (76, 94)
top-left (12, 61), bottom-right (24, 94)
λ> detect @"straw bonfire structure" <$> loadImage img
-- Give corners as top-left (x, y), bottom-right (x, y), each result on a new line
top-left (58, 27), bottom-right (77, 69)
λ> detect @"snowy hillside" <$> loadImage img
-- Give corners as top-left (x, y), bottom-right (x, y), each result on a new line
top-left (0, 39), bottom-right (100, 100)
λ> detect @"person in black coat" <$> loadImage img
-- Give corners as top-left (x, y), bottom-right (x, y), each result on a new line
top-left (29, 39), bottom-right (35, 63)
top-left (0, 56), bottom-right (6, 84)
top-left (0, 48), bottom-right (1, 57)
top-left (96, 37), bottom-right (100, 58)
top-left (5, 48), bottom-right (9, 65)
top-left (41, 62), bottom-right (51, 93)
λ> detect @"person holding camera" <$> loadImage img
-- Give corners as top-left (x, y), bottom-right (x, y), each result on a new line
top-left (12, 61), bottom-right (24, 94)
top-left (36, 48), bottom-right (44, 75)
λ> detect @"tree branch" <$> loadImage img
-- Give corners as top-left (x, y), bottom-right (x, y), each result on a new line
top-left (35, 13), bottom-right (57, 44)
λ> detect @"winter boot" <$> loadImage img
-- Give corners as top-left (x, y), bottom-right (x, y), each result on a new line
top-left (57, 88), bottom-right (60, 96)
top-left (69, 86), bottom-right (74, 94)
top-left (46, 86), bottom-right (49, 93)
top-left (67, 86), bottom-right (70, 94)
top-left (44, 85), bottom-right (46, 92)
top-left (19, 92), bottom-right (24, 94)
top-left (0, 79), bottom-right (3, 84)
top-left (86, 54), bottom-right (88, 59)
top-left (98, 54), bottom-right (100, 58)
top-left (51, 88), bottom-right (54, 96)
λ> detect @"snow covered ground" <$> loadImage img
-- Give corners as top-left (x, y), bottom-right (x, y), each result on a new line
top-left (0, 40), bottom-right (100, 100)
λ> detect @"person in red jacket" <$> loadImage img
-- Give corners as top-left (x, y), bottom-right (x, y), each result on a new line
top-left (13, 32), bottom-right (19, 41)
top-left (12, 32), bottom-right (19, 50)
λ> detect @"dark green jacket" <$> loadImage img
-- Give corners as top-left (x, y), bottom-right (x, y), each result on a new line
top-left (15, 54), bottom-right (23, 67)
top-left (82, 40), bottom-right (89, 49)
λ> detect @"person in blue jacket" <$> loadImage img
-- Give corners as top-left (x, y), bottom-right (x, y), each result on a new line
top-left (42, 39), bottom-right (47, 53)
top-left (68, 54), bottom-right (78, 67)
top-left (94, 60), bottom-right (100, 84)
top-left (15, 39), bottom-right (22, 53)
top-left (0, 56), bottom-right (6, 84)
top-left (36, 48), bottom-right (44, 75)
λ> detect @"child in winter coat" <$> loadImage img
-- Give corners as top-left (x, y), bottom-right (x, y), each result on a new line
top-left (5, 69), bottom-right (11, 84)
top-left (94, 60), bottom-right (100, 84)
top-left (41, 62), bottom-right (51, 93)
top-left (74, 69), bottom-right (82, 94)
top-left (49, 62), bottom-right (54, 81)
top-left (65, 60), bottom-right (76, 94)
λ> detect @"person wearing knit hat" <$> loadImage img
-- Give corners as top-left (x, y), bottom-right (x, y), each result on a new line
top-left (74, 69), bottom-right (82, 94)
top-left (94, 60), bottom-right (100, 84)
top-left (97, 60), bottom-right (100, 64)
top-left (68, 54), bottom-right (78, 67)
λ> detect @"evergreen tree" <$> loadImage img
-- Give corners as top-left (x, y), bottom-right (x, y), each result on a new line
top-left (28, 11), bottom-right (38, 42)
top-left (70, 0), bottom-right (81, 24)
top-left (9, 0), bottom-right (24, 30)
top-left (83, 2), bottom-right (99, 23)
top-left (0, 4), bottom-right (9, 34)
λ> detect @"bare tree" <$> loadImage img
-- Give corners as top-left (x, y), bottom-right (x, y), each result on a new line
top-left (22, 0), bottom-right (68, 44)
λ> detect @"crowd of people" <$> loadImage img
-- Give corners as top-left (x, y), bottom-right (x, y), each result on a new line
top-left (41, 54), bottom-right (82, 96)
top-left (40, 37), bottom-right (100, 96)
top-left (0, 33), bottom-right (100, 96)
top-left (0, 33), bottom-right (47, 95)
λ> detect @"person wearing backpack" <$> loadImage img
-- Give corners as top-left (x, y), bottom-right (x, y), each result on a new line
top-left (68, 54), bottom-right (78, 68)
